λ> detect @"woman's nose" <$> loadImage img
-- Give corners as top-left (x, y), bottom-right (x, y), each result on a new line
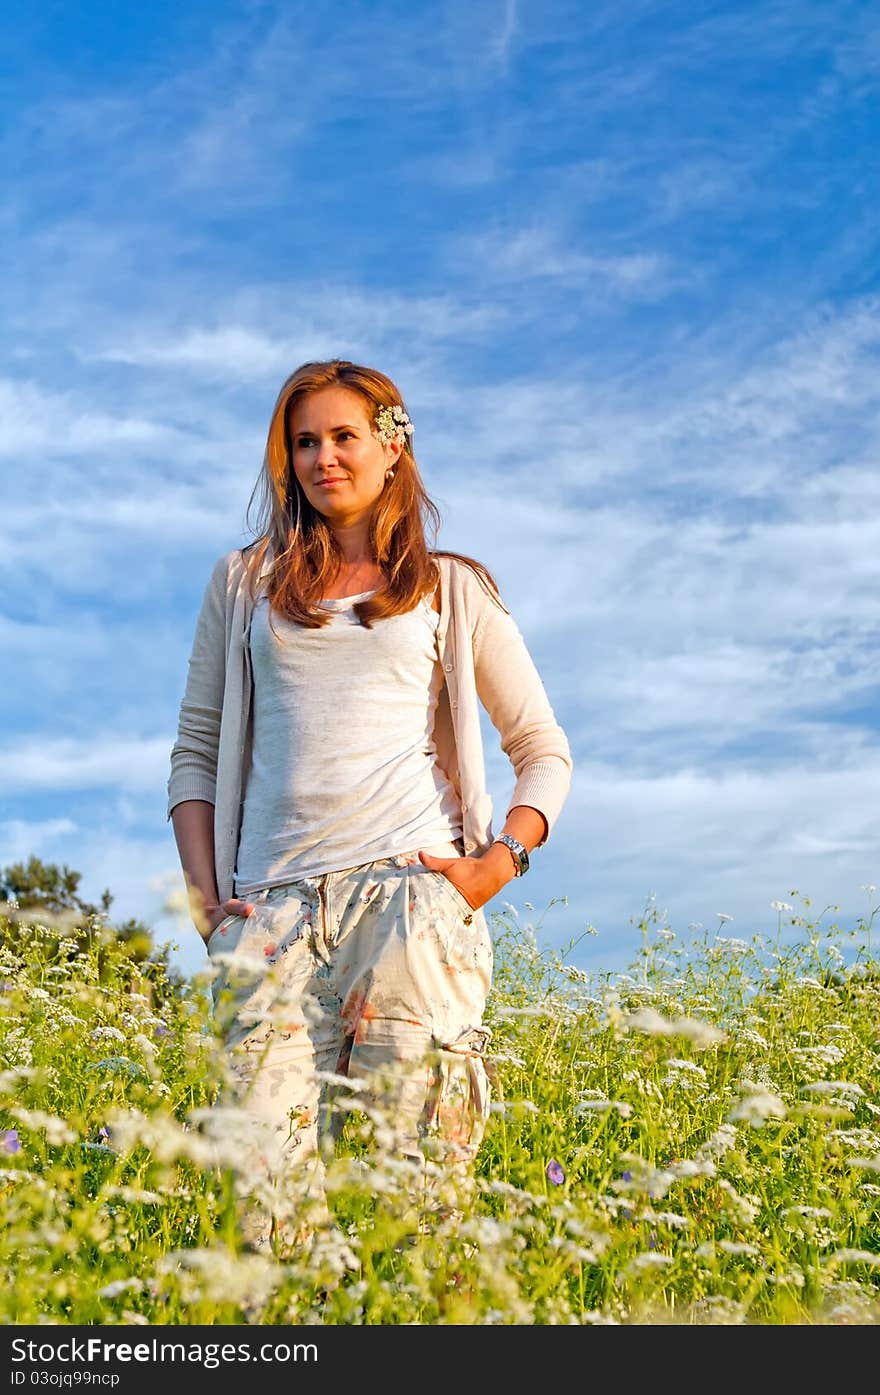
top-left (315, 439), bottom-right (338, 466)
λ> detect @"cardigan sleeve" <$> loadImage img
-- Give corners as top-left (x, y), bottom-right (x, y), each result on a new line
top-left (166, 553), bottom-right (230, 819)
top-left (471, 589), bottom-right (573, 844)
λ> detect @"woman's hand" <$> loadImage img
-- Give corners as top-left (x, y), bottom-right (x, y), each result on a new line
top-left (200, 897), bottom-right (255, 944)
top-left (417, 846), bottom-right (516, 911)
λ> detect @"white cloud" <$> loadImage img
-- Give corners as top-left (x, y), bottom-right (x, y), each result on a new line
top-left (1, 817), bottom-right (78, 860)
top-left (86, 289), bottom-right (505, 382)
top-left (0, 377), bottom-right (178, 457)
top-left (1, 737), bottom-right (170, 793)
top-left (450, 224), bottom-right (667, 292)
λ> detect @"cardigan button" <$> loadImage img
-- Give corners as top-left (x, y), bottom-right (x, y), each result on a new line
top-left (444, 662), bottom-right (453, 672)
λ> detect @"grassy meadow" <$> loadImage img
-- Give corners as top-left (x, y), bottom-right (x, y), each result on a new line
top-left (2, 888), bottom-right (880, 1325)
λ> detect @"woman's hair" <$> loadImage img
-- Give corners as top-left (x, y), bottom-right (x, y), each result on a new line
top-left (244, 358), bottom-right (503, 627)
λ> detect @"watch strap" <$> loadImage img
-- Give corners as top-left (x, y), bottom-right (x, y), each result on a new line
top-left (494, 834), bottom-right (529, 877)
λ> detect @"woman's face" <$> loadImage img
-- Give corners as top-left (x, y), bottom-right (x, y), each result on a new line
top-left (288, 386), bottom-right (401, 534)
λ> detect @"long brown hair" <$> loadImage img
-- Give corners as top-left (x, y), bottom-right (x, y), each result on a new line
top-left (244, 358), bottom-right (503, 626)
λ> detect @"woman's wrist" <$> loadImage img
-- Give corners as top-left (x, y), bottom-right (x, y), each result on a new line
top-left (479, 841), bottom-right (520, 892)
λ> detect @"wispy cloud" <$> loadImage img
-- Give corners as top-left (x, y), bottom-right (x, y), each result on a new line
top-left (0, 377), bottom-right (177, 457)
top-left (2, 738), bottom-right (170, 793)
top-left (1, 818), bottom-right (78, 861)
top-left (450, 224), bottom-right (667, 292)
top-left (87, 291), bottom-right (506, 380)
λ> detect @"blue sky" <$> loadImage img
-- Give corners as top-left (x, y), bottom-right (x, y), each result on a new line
top-left (3, 0), bottom-right (879, 980)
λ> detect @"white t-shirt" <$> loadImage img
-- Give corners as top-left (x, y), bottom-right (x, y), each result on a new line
top-left (234, 591), bottom-right (463, 892)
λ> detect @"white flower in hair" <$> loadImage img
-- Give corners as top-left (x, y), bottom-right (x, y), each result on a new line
top-left (373, 404), bottom-right (414, 446)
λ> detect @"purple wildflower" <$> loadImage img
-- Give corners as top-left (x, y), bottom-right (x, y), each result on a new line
top-left (1, 1129), bottom-right (21, 1154)
top-left (546, 1159), bottom-right (565, 1186)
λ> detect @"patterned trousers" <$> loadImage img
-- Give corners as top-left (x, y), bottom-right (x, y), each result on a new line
top-left (205, 851), bottom-right (494, 1252)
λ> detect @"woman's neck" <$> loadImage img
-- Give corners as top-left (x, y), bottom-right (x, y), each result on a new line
top-left (330, 518), bottom-right (372, 565)
top-left (324, 538), bottom-right (384, 599)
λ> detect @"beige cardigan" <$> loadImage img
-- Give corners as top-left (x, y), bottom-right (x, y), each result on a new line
top-left (167, 547), bottom-right (573, 903)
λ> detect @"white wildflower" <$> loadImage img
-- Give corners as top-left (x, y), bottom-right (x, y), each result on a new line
top-left (695, 1125), bottom-right (738, 1161)
top-left (573, 1096), bottom-right (633, 1118)
top-left (669, 1158), bottom-right (717, 1181)
top-left (155, 1246), bottom-right (285, 1308)
top-left (738, 1028), bottom-right (769, 1049)
top-left (638, 1208), bottom-right (690, 1230)
top-left (831, 1128), bottom-right (880, 1151)
top-left (717, 1180), bottom-right (761, 1224)
top-left (480, 1178), bottom-right (548, 1208)
top-left (490, 1098), bottom-right (539, 1117)
top-left (103, 1186), bottom-right (164, 1205)
top-left (765, 1268), bottom-right (805, 1289)
top-left (801, 1081), bottom-right (864, 1099)
top-left (494, 1004), bottom-right (555, 1019)
top-left (90, 1026), bottom-right (125, 1044)
top-left (718, 1240), bottom-right (761, 1257)
top-left (849, 1155), bottom-right (880, 1173)
top-left (688, 1296), bottom-right (748, 1324)
top-left (664, 1058), bottom-right (707, 1076)
top-left (313, 1071), bottom-right (367, 1092)
top-left (105, 1107), bottom-right (227, 1168)
top-left (98, 1278), bottom-right (146, 1300)
top-left (0, 1068), bottom-right (36, 1093)
top-left (613, 1154), bottom-right (716, 1201)
top-left (619, 1006), bottom-right (726, 1048)
top-left (622, 1252), bottom-right (674, 1276)
top-left (10, 1108), bottom-right (76, 1145)
top-left (726, 1088), bottom-right (787, 1127)
top-left (372, 404), bottom-right (414, 446)
top-left (207, 949), bottom-right (272, 978)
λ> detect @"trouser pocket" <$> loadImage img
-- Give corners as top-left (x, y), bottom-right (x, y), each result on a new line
top-left (422, 1026), bottom-right (493, 1162)
top-left (425, 869), bottom-right (476, 921)
top-left (206, 912), bottom-right (242, 950)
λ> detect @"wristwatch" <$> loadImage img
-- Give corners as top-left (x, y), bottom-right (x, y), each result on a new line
top-left (494, 834), bottom-right (530, 877)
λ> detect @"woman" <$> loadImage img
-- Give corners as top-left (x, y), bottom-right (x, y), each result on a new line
top-left (167, 359), bottom-right (572, 1253)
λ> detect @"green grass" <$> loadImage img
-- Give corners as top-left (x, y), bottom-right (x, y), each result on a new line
top-left (2, 888), bottom-right (879, 1325)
